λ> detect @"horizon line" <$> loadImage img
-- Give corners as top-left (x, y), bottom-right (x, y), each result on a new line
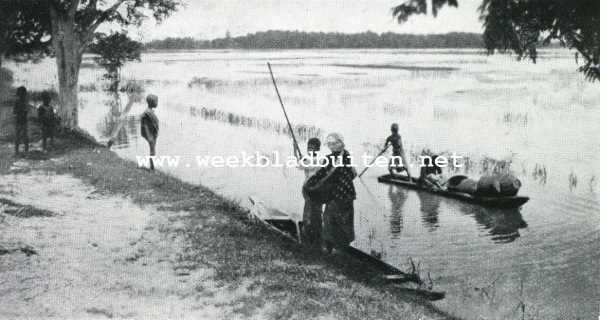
top-left (140, 30), bottom-right (483, 43)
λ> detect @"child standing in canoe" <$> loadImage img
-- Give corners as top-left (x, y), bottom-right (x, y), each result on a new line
top-left (385, 123), bottom-right (412, 179)
top-left (299, 137), bottom-right (325, 248)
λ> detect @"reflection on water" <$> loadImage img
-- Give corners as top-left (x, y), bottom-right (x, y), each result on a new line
top-left (384, 184), bottom-right (526, 243)
top-left (387, 185), bottom-right (406, 238)
top-left (99, 94), bottom-right (123, 133)
top-left (109, 116), bottom-right (139, 149)
top-left (416, 192), bottom-right (441, 232)
top-left (459, 204), bottom-right (528, 244)
top-left (97, 92), bottom-right (142, 148)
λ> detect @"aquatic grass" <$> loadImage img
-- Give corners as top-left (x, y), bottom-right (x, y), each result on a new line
top-left (433, 107), bottom-right (459, 121)
top-left (382, 102), bottom-right (415, 116)
top-left (119, 80), bottom-right (145, 94)
top-left (187, 76), bottom-right (225, 89)
top-left (187, 75), bottom-right (387, 90)
top-left (330, 63), bottom-right (458, 72)
top-left (190, 106), bottom-right (323, 141)
top-left (500, 111), bottom-right (530, 127)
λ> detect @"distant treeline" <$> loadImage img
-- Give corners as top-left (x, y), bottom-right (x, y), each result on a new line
top-left (145, 31), bottom-right (484, 50)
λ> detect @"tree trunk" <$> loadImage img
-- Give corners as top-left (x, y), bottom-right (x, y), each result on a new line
top-left (0, 30), bottom-right (5, 69)
top-left (49, 6), bottom-right (82, 129)
top-left (0, 40), bottom-right (5, 69)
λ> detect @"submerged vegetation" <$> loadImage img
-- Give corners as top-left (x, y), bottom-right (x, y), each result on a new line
top-left (187, 75), bottom-right (384, 89)
top-left (190, 106), bottom-right (323, 141)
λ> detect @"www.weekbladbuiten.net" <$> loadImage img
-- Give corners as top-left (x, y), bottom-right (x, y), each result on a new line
top-left (135, 151), bottom-right (465, 169)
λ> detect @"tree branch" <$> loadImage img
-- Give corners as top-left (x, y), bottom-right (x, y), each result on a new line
top-left (88, 1), bottom-right (128, 31)
top-left (80, 0), bottom-right (128, 46)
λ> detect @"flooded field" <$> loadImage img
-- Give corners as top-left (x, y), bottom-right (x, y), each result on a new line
top-left (9, 49), bottom-right (600, 319)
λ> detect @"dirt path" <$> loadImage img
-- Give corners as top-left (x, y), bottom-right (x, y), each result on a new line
top-left (0, 169), bottom-right (231, 319)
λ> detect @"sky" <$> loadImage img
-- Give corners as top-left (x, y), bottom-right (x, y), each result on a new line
top-left (133, 0), bottom-right (484, 41)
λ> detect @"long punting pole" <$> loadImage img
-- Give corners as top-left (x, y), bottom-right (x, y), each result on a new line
top-left (267, 62), bottom-right (303, 158)
top-left (358, 144), bottom-right (390, 178)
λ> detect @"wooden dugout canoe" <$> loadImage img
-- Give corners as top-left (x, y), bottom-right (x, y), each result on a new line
top-left (377, 174), bottom-right (529, 208)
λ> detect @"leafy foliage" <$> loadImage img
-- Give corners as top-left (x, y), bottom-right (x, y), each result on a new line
top-left (0, 0), bottom-right (51, 63)
top-left (392, 0), bottom-right (458, 23)
top-left (1, 0), bottom-right (181, 127)
top-left (146, 31), bottom-right (483, 50)
top-left (90, 32), bottom-right (142, 91)
top-left (72, 0), bottom-right (181, 43)
top-left (1, 0), bottom-right (181, 61)
top-left (393, 0), bottom-right (600, 81)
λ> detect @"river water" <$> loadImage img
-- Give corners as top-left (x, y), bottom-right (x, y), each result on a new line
top-left (10, 49), bottom-right (599, 319)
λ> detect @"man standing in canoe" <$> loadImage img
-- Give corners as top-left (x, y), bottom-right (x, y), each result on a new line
top-left (141, 94), bottom-right (159, 170)
top-left (299, 138), bottom-right (325, 248)
top-left (385, 123), bottom-right (412, 179)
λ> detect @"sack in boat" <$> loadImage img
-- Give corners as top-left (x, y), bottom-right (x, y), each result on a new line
top-left (447, 175), bottom-right (478, 194)
top-left (476, 174), bottom-right (521, 197)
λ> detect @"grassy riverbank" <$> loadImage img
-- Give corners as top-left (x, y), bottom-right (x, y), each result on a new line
top-left (0, 125), bottom-right (459, 319)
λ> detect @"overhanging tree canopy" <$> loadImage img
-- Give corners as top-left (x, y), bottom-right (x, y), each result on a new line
top-left (393, 0), bottom-right (600, 81)
top-left (2, 0), bottom-right (181, 128)
top-left (0, 1), bottom-right (51, 67)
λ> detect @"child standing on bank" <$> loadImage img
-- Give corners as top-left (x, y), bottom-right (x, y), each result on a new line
top-left (37, 91), bottom-right (57, 152)
top-left (141, 94), bottom-right (159, 170)
top-left (14, 86), bottom-right (31, 156)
